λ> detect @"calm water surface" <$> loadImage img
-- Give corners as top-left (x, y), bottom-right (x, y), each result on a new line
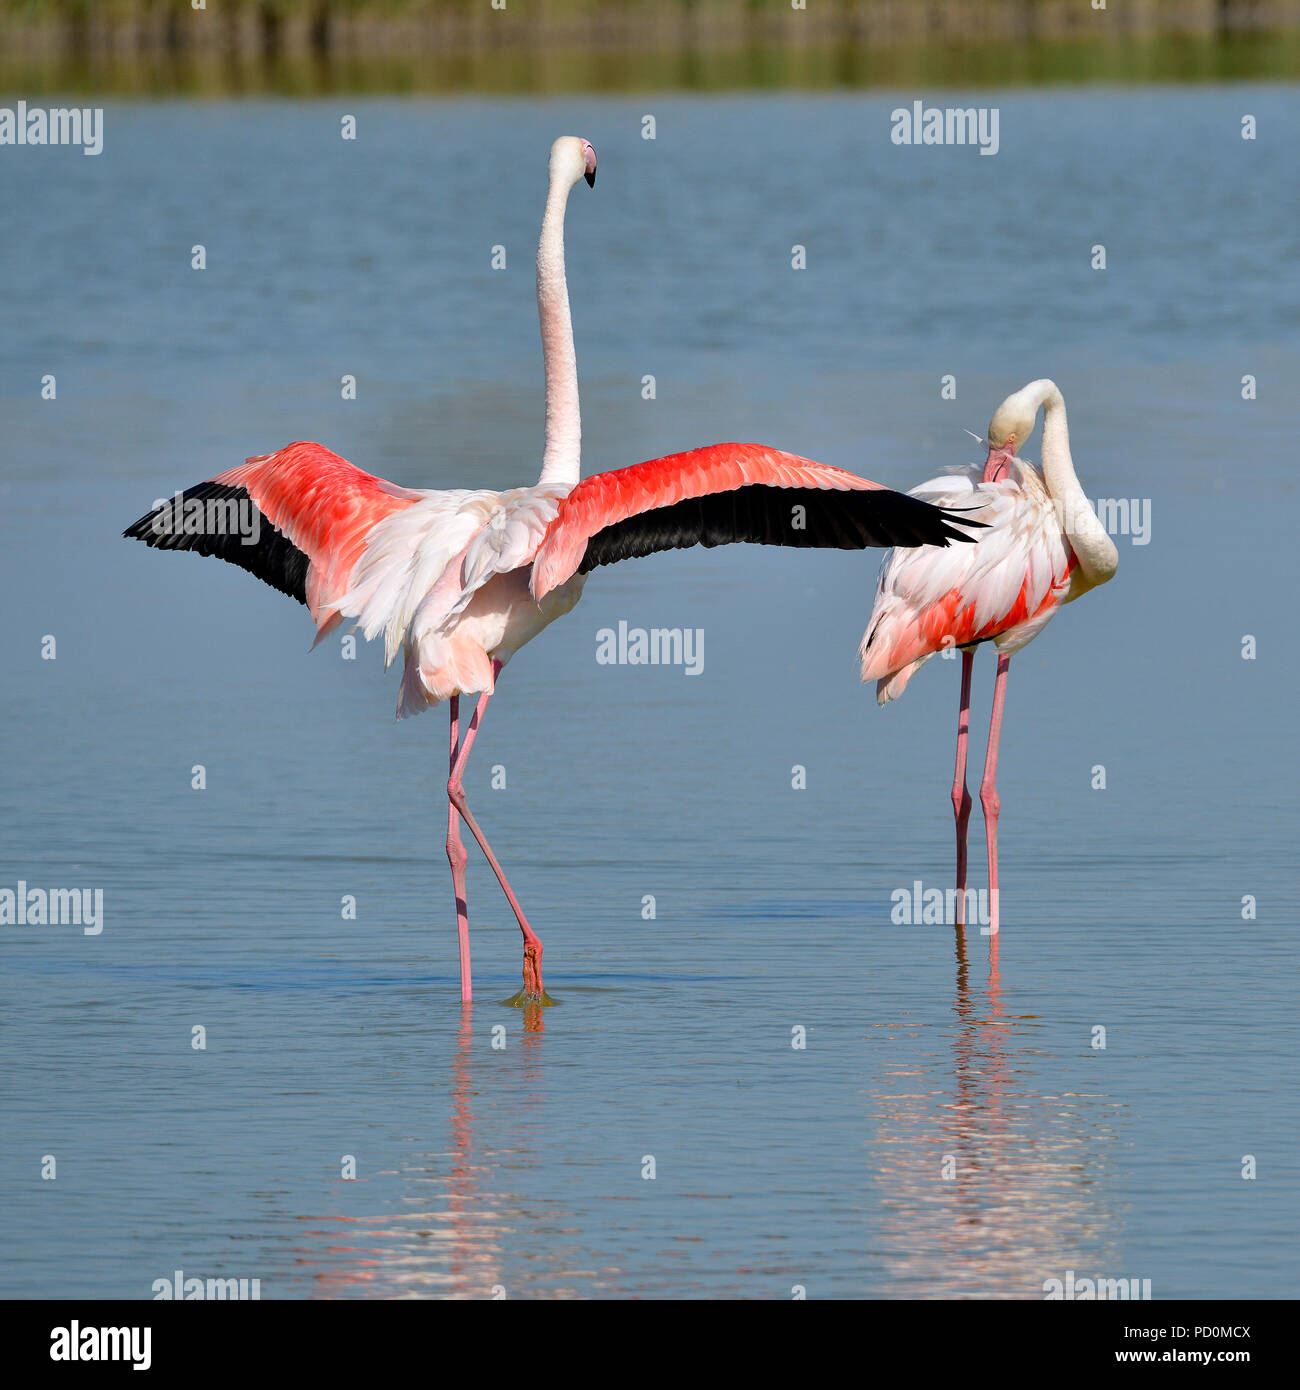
top-left (1, 90), bottom-right (1297, 1298)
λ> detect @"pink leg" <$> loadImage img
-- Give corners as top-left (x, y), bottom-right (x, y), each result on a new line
top-left (951, 649), bottom-right (975, 929)
top-left (446, 663), bottom-right (549, 1002)
top-left (980, 654), bottom-right (1011, 937)
top-left (446, 697), bottom-right (472, 1003)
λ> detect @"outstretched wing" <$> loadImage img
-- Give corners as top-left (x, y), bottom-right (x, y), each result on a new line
top-left (530, 443), bottom-right (982, 601)
top-left (122, 442), bottom-right (423, 640)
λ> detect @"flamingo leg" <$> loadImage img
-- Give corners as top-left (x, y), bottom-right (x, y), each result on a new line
top-left (446, 697), bottom-right (472, 1003)
top-left (979, 654), bottom-right (1011, 936)
top-left (951, 649), bottom-right (975, 929)
top-left (446, 663), bottom-right (551, 1004)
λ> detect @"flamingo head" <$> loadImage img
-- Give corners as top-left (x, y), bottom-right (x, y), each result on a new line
top-left (550, 136), bottom-right (597, 190)
top-left (984, 383), bottom-right (1042, 483)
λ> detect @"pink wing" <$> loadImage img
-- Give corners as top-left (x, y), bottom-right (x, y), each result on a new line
top-left (124, 441), bottom-right (422, 640)
top-left (860, 474), bottom-right (1075, 703)
top-left (530, 442), bottom-right (980, 600)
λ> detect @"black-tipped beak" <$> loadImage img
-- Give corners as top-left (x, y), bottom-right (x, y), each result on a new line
top-left (584, 168), bottom-right (596, 188)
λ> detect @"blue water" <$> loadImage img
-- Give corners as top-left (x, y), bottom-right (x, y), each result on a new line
top-left (1, 90), bottom-right (1297, 1299)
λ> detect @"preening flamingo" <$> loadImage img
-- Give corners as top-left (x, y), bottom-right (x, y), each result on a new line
top-left (859, 380), bottom-right (1118, 935)
top-left (125, 136), bottom-right (981, 1005)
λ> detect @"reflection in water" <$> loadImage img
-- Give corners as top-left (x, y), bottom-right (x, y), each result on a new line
top-left (288, 936), bottom-right (1122, 1300)
top-left (292, 1007), bottom-right (595, 1298)
top-left (871, 929), bottom-right (1120, 1299)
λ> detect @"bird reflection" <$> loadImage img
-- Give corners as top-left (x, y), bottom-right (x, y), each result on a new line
top-left (870, 927), bottom-right (1120, 1298)
top-left (290, 1004), bottom-right (588, 1298)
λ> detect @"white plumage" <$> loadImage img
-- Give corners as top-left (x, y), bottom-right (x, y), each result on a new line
top-left (861, 458), bottom-right (1075, 704)
top-left (327, 483), bottom-right (583, 717)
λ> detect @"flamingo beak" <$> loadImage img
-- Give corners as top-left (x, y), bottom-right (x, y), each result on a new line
top-left (583, 141), bottom-right (597, 187)
top-left (983, 442), bottom-right (1014, 484)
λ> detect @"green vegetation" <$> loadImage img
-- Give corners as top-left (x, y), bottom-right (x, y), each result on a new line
top-left (1, 0), bottom-right (1297, 95)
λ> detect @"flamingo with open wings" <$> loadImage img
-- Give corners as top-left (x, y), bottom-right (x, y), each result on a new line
top-left (125, 137), bottom-right (981, 1004)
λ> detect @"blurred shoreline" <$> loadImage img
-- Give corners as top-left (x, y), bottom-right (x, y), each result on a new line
top-left (2, 0), bottom-right (1299, 95)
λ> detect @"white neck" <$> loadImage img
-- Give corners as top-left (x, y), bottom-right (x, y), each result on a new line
top-left (1033, 381), bottom-right (1118, 592)
top-left (536, 173), bottom-right (581, 487)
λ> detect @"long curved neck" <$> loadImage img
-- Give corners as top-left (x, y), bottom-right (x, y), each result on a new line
top-left (536, 174), bottom-right (581, 487)
top-left (1037, 384), bottom-right (1118, 591)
